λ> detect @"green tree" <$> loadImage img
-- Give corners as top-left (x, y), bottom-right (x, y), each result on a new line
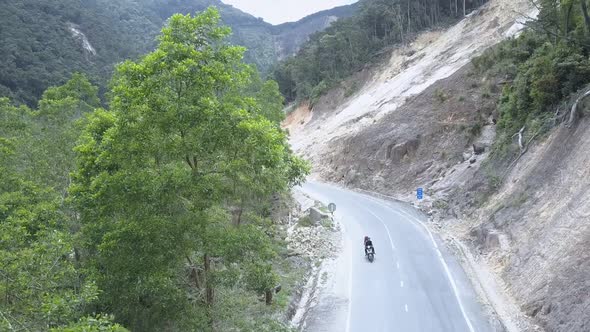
top-left (71, 8), bottom-right (307, 331)
top-left (0, 99), bottom-right (103, 331)
top-left (31, 74), bottom-right (99, 193)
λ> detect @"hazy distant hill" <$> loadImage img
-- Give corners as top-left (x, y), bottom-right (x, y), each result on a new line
top-left (0, 0), bottom-right (357, 106)
top-left (271, 4), bottom-right (359, 59)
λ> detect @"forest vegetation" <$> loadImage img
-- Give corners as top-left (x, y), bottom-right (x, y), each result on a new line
top-left (273, 0), bottom-right (490, 103)
top-left (472, 0), bottom-right (590, 157)
top-left (0, 0), bottom-right (356, 108)
top-left (0, 9), bottom-right (308, 331)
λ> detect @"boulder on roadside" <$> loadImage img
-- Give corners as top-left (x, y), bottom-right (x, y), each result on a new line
top-left (308, 207), bottom-right (330, 223)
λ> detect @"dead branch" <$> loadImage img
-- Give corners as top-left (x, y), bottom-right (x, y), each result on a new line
top-left (511, 126), bottom-right (526, 152)
top-left (516, 126), bottom-right (526, 151)
top-left (0, 310), bottom-right (13, 331)
top-left (520, 19), bottom-right (590, 48)
top-left (567, 88), bottom-right (590, 128)
top-left (503, 129), bottom-right (540, 180)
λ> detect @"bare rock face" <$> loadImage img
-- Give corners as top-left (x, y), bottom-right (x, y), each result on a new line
top-left (468, 118), bottom-right (590, 332)
top-left (67, 23), bottom-right (97, 58)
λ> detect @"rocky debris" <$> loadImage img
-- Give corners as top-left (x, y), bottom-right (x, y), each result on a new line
top-left (287, 221), bottom-right (340, 259)
top-left (308, 207), bottom-right (330, 223)
top-left (380, 137), bottom-right (421, 162)
top-left (292, 189), bottom-right (315, 213)
top-left (286, 190), bottom-right (343, 328)
top-left (473, 143), bottom-right (486, 155)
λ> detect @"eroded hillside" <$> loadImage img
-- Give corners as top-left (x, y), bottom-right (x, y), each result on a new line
top-left (286, 0), bottom-right (589, 330)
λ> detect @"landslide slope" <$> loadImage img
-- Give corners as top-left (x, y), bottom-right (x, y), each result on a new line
top-left (285, 0), bottom-right (590, 330)
top-left (289, 0), bottom-right (534, 170)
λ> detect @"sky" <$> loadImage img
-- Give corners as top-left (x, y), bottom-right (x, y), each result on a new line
top-left (221, 0), bottom-right (358, 25)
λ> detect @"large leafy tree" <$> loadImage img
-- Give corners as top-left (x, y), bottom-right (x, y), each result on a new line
top-left (71, 8), bottom-right (307, 331)
top-left (0, 94), bottom-right (122, 331)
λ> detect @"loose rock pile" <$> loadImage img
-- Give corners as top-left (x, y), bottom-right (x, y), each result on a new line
top-left (287, 216), bottom-right (341, 260)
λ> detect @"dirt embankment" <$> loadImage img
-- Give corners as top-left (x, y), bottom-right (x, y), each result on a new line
top-left (312, 64), bottom-right (499, 198)
top-left (464, 117), bottom-right (590, 332)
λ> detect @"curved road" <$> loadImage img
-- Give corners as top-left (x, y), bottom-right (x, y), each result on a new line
top-left (300, 182), bottom-right (494, 332)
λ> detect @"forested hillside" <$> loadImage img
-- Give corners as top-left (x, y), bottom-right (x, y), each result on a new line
top-left (274, 0), bottom-right (489, 102)
top-left (0, 0), bottom-right (356, 107)
top-left (0, 9), bottom-right (309, 331)
top-left (458, 0), bottom-right (590, 162)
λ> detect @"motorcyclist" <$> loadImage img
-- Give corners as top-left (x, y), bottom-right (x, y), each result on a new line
top-left (364, 236), bottom-right (375, 255)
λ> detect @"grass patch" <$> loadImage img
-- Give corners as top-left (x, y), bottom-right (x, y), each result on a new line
top-left (320, 218), bottom-right (334, 230)
top-left (433, 200), bottom-right (449, 210)
top-left (297, 216), bottom-right (314, 227)
top-left (468, 122), bottom-right (483, 139)
top-left (509, 191), bottom-right (529, 207)
top-left (344, 81), bottom-right (360, 98)
top-left (435, 88), bottom-right (448, 103)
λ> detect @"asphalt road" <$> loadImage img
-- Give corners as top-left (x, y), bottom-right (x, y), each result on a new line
top-left (300, 182), bottom-right (494, 332)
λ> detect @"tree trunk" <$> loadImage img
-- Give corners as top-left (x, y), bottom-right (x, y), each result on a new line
top-left (204, 253), bottom-right (214, 305)
top-left (567, 88), bottom-right (590, 127)
top-left (265, 290), bottom-right (273, 305)
top-left (581, 0), bottom-right (590, 35)
top-left (232, 201), bottom-right (244, 226)
top-left (398, 4), bottom-right (404, 43)
top-left (407, 0), bottom-right (411, 33)
top-left (564, 1), bottom-right (574, 36)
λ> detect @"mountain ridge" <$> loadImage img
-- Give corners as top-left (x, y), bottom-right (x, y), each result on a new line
top-left (0, 0), bottom-right (356, 106)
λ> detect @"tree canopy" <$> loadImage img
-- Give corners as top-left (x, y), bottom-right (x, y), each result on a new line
top-left (1, 8), bottom-right (308, 331)
top-left (473, 0), bottom-right (590, 147)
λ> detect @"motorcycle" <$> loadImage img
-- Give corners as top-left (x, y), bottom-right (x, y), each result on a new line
top-left (365, 245), bottom-right (375, 262)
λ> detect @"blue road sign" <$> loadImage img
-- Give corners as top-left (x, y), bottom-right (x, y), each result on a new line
top-left (417, 188), bottom-right (424, 200)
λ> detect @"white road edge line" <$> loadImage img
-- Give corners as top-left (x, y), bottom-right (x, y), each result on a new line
top-left (405, 304), bottom-right (409, 312)
top-left (345, 236), bottom-right (353, 332)
top-left (362, 195), bottom-right (476, 332)
top-left (400, 281), bottom-right (404, 288)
